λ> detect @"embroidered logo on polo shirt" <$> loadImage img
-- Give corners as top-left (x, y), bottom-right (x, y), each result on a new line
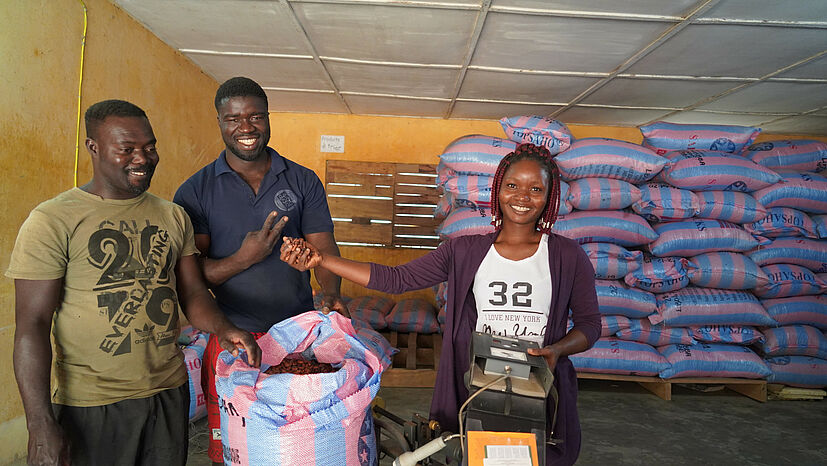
top-left (274, 189), bottom-right (298, 212)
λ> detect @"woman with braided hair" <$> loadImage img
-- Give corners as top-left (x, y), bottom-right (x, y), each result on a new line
top-left (281, 142), bottom-right (600, 465)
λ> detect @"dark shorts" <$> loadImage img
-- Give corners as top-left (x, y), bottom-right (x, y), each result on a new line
top-left (54, 383), bottom-right (189, 466)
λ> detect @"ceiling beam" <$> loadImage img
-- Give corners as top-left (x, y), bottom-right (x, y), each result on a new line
top-left (281, 0), bottom-right (352, 113)
top-left (444, 0), bottom-right (492, 118)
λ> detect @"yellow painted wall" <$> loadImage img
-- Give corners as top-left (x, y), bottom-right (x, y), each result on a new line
top-left (0, 0), bottom-right (220, 462)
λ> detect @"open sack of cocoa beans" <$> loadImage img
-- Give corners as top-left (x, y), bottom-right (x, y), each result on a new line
top-left (215, 311), bottom-right (389, 466)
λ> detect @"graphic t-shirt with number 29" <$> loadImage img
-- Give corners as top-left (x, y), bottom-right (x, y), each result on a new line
top-left (473, 234), bottom-right (552, 346)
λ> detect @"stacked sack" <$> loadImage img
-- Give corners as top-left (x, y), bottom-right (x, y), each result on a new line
top-left (179, 325), bottom-right (209, 422)
top-left (574, 123), bottom-right (826, 385)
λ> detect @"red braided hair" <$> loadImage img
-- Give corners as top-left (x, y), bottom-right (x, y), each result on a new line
top-left (490, 143), bottom-right (561, 234)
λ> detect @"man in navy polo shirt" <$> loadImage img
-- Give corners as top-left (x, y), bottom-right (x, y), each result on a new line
top-left (173, 76), bottom-right (346, 465)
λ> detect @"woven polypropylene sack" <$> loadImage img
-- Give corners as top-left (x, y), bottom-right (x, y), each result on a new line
top-left (615, 318), bottom-right (695, 346)
top-left (632, 183), bottom-right (700, 222)
top-left (639, 121), bottom-right (760, 155)
top-left (216, 311), bottom-right (384, 466)
top-left (594, 279), bottom-right (657, 319)
top-left (552, 210), bottom-right (658, 247)
top-left (761, 325), bottom-right (827, 359)
top-left (567, 177), bottom-right (641, 210)
top-left (624, 256), bottom-right (690, 294)
top-left (658, 149), bottom-right (781, 192)
top-left (765, 356), bottom-right (827, 388)
top-left (439, 134), bottom-right (518, 176)
top-left (648, 219), bottom-right (758, 257)
top-left (687, 252), bottom-right (769, 290)
top-left (761, 295), bottom-right (827, 330)
top-left (601, 315), bottom-right (632, 337)
top-left (350, 318), bottom-right (398, 371)
top-left (744, 140), bottom-right (827, 173)
top-left (695, 190), bottom-right (767, 224)
top-left (650, 287), bottom-right (777, 327)
top-left (689, 325), bottom-right (765, 345)
top-left (347, 296), bottom-right (396, 330)
top-left (436, 206), bottom-right (494, 239)
top-left (385, 299), bottom-right (440, 334)
top-left (754, 263), bottom-right (827, 299)
top-left (813, 214), bottom-right (827, 239)
top-left (569, 337), bottom-right (670, 376)
top-left (181, 330), bottom-right (208, 421)
top-left (553, 137), bottom-right (666, 183)
top-left (744, 207), bottom-right (819, 239)
top-left (747, 237), bottom-right (827, 273)
top-left (499, 115), bottom-right (573, 155)
top-left (580, 242), bottom-right (642, 280)
top-left (752, 171), bottom-right (827, 214)
top-left (658, 343), bottom-right (770, 379)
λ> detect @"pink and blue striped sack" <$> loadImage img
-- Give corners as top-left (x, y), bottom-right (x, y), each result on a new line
top-left (615, 319), bottom-right (695, 346)
top-left (350, 318), bottom-right (397, 371)
top-left (442, 173), bottom-right (492, 197)
top-left (695, 190), bottom-right (767, 224)
top-left (552, 210), bottom-right (658, 247)
top-left (580, 242), bottom-right (642, 280)
top-left (812, 214), bottom-right (827, 239)
top-left (632, 183), bottom-right (700, 222)
top-left (594, 279), bottom-right (657, 319)
top-left (567, 177), bottom-right (641, 210)
top-left (499, 115), bottom-right (573, 155)
top-left (658, 150), bottom-right (781, 192)
top-left (658, 343), bottom-right (771, 379)
top-left (752, 171), bottom-right (827, 214)
top-left (553, 138), bottom-right (667, 183)
top-left (651, 287), bottom-right (777, 327)
top-left (180, 329), bottom-right (208, 422)
top-left (689, 325), bottom-right (765, 345)
top-left (602, 315), bottom-right (632, 337)
top-left (439, 134), bottom-right (518, 176)
top-left (754, 263), bottom-right (827, 299)
top-left (765, 356), bottom-right (827, 388)
top-left (624, 256), bottom-right (690, 294)
top-left (385, 299), bottom-right (440, 334)
top-left (744, 139), bottom-right (827, 173)
top-left (639, 121), bottom-right (761, 155)
top-left (216, 311), bottom-right (384, 466)
top-left (761, 325), bottom-right (827, 359)
top-left (744, 207), bottom-right (819, 239)
top-left (569, 337), bottom-right (670, 376)
top-left (687, 252), bottom-right (769, 290)
top-left (648, 219), bottom-right (758, 257)
top-left (436, 161), bottom-right (456, 186)
top-left (437, 206), bottom-right (494, 239)
top-left (747, 237), bottom-right (827, 273)
top-left (761, 295), bottom-right (827, 330)
top-left (347, 296), bottom-right (395, 330)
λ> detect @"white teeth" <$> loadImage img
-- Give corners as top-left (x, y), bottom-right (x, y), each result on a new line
top-left (238, 138), bottom-right (257, 145)
top-left (511, 205), bottom-right (530, 212)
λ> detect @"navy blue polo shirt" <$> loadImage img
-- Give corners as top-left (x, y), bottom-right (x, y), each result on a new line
top-left (173, 147), bottom-right (333, 332)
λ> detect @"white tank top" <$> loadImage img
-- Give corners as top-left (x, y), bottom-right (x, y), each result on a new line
top-left (473, 234), bottom-right (552, 346)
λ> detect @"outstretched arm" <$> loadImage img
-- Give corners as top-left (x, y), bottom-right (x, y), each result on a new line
top-left (13, 279), bottom-right (71, 465)
top-left (281, 237), bottom-right (371, 287)
top-left (304, 231), bottom-right (348, 316)
top-left (197, 211), bottom-right (288, 287)
top-left (176, 254), bottom-right (261, 367)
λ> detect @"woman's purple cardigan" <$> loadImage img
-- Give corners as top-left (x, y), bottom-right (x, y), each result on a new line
top-left (368, 231), bottom-right (601, 465)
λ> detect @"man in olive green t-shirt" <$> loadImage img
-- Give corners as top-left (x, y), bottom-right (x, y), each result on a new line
top-left (6, 100), bottom-right (261, 465)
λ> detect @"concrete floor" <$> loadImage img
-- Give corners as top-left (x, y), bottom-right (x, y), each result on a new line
top-left (182, 380), bottom-right (827, 466)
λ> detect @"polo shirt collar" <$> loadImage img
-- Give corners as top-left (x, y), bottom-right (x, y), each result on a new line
top-left (215, 147), bottom-right (287, 177)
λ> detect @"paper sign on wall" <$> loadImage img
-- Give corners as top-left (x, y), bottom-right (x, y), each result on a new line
top-left (321, 135), bottom-right (345, 153)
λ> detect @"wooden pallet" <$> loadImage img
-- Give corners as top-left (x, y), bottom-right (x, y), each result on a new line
top-left (577, 372), bottom-right (767, 402)
top-left (379, 331), bottom-right (441, 388)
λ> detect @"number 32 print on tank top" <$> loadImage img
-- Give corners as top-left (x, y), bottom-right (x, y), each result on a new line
top-left (473, 234), bottom-right (552, 346)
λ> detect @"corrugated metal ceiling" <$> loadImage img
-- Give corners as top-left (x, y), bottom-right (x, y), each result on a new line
top-left (115, 0), bottom-right (827, 135)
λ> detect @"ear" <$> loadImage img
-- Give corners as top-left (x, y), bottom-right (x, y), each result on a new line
top-left (85, 138), bottom-right (98, 158)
